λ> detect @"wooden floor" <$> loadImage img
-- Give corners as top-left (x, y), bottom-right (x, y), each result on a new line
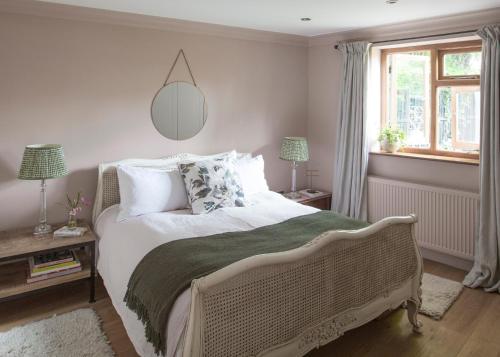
top-left (1, 260), bottom-right (499, 357)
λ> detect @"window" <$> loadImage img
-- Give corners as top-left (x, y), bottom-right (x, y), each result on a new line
top-left (381, 41), bottom-right (481, 159)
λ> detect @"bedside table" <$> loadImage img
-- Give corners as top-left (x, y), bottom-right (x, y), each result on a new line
top-left (283, 191), bottom-right (332, 210)
top-left (0, 223), bottom-right (96, 303)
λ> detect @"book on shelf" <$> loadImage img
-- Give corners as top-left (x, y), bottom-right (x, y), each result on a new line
top-left (27, 249), bottom-right (82, 283)
top-left (53, 226), bottom-right (88, 238)
top-left (29, 258), bottom-right (81, 277)
top-left (31, 249), bottom-right (75, 269)
top-left (27, 266), bottom-right (82, 283)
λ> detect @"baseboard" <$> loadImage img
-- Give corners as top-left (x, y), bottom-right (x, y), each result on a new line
top-left (420, 247), bottom-right (473, 271)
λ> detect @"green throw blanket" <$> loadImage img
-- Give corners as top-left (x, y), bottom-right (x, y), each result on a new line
top-left (124, 211), bottom-right (368, 355)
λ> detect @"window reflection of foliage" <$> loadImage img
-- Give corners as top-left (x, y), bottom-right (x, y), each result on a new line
top-left (395, 52), bottom-right (428, 95)
top-left (438, 88), bottom-right (452, 150)
top-left (390, 51), bottom-right (429, 148)
top-left (457, 92), bottom-right (477, 142)
top-left (444, 52), bottom-right (481, 76)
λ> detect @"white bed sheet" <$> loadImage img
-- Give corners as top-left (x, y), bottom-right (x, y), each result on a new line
top-left (95, 191), bottom-right (318, 357)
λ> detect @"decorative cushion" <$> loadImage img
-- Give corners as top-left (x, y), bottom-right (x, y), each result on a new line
top-left (178, 157), bottom-right (246, 214)
top-left (116, 165), bottom-right (188, 221)
top-left (235, 155), bottom-right (269, 196)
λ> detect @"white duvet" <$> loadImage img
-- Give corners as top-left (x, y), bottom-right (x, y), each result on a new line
top-left (95, 191), bottom-right (318, 357)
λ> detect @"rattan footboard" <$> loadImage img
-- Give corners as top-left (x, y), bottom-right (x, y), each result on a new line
top-left (183, 215), bottom-right (423, 357)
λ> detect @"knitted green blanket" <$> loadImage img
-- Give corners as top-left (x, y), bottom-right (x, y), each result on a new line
top-left (124, 211), bottom-right (367, 354)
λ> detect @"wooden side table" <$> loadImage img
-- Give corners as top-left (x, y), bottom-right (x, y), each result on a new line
top-left (0, 223), bottom-right (96, 303)
top-left (282, 191), bottom-right (332, 210)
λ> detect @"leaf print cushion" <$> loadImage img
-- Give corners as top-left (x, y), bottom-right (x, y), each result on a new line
top-left (178, 157), bottom-right (246, 214)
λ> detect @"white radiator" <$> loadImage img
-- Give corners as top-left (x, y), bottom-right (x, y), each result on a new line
top-left (367, 176), bottom-right (479, 261)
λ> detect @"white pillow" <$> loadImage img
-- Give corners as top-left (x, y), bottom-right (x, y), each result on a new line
top-left (235, 155), bottom-right (269, 196)
top-left (183, 150), bottom-right (250, 162)
top-left (116, 165), bottom-right (188, 221)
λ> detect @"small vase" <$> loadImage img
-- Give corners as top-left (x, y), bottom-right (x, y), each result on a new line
top-left (67, 213), bottom-right (77, 229)
top-left (386, 142), bottom-right (400, 153)
top-left (382, 140), bottom-right (401, 153)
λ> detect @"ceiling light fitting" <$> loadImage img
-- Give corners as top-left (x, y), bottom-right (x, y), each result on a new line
top-left (300, 17), bottom-right (311, 21)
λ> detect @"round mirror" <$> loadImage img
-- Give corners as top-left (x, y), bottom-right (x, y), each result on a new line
top-left (151, 81), bottom-right (208, 140)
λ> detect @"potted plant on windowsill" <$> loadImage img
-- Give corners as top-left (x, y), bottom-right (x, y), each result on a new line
top-left (378, 126), bottom-right (405, 153)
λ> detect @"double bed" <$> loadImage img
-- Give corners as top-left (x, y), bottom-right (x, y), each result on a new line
top-left (92, 154), bottom-right (423, 357)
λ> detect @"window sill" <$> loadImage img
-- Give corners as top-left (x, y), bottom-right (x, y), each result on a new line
top-left (370, 150), bottom-right (479, 166)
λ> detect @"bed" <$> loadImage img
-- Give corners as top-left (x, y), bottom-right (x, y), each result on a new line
top-left (92, 154), bottom-right (423, 357)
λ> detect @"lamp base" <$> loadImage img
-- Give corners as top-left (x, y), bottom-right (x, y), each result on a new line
top-left (33, 223), bottom-right (52, 236)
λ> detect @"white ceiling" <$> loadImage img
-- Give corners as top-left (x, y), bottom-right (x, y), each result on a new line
top-left (37, 0), bottom-right (500, 36)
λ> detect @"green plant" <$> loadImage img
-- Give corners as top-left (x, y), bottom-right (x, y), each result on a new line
top-left (378, 126), bottom-right (406, 145)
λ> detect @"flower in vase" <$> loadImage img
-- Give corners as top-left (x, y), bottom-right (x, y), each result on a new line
top-left (62, 191), bottom-right (92, 229)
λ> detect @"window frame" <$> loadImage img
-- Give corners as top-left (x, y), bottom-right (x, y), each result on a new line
top-left (380, 40), bottom-right (481, 160)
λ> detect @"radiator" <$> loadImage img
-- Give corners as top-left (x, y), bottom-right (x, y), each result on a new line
top-left (367, 176), bottom-right (479, 260)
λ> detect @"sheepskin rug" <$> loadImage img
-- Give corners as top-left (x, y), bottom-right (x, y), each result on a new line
top-left (0, 308), bottom-right (114, 357)
top-left (420, 273), bottom-right (464, 320)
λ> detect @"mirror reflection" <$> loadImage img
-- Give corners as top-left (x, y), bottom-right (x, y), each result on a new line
top-left (151, 81), bottom-right (208, 140)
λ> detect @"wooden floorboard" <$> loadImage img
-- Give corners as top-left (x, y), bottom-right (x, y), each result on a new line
top-left (0, 259), bottom-right (499, 357)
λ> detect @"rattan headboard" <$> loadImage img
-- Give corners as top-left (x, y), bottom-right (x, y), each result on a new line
top-left (91, 151), bottom-right (250, 224)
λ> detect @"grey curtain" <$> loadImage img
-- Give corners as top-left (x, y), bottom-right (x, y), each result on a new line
top-left (332, 42), bottom-right (370, 220)
top-left (463, 25), bottom-right (500, 293)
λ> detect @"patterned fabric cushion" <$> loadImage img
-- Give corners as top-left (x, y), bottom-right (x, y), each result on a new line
top-left (178, 157), bottom-right (246, 214)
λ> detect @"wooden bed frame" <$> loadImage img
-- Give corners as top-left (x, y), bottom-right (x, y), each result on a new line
top-left (92, 154), bottom-right (423, 357)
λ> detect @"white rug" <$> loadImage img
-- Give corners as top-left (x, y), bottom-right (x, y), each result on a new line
top-left (419, 273), bottom-right (464, 320)
top-left (0, 308), bottom-right (114, 357)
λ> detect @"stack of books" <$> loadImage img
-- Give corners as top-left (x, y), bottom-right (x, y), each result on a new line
top-left (27, 250), bottom-right (81, 283)
top-left (53, 226), bottom-right (88, 238)
top-left (299, 189), bottom-right (326, 198)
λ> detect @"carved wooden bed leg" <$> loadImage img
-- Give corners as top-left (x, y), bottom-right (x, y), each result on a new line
top-left (406, 299), bottom-right (423, 333)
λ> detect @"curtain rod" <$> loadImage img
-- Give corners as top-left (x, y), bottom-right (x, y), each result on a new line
top-left (333, 29), bottom-right (478, 49)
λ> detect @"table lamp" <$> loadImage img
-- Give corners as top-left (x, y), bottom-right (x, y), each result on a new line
top-left (279, 137), bottom-right (309, 199)
top-left (18, 144), bottom-right (69, 235)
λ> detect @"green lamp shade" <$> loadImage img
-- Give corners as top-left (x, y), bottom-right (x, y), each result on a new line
top-left (18, 144), bottom-right (69, 180)
top-left (279, 137), bottom-right (309, 162)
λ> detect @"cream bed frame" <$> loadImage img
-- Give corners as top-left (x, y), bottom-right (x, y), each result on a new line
top-left (92, 154), bottom-right (423, 357)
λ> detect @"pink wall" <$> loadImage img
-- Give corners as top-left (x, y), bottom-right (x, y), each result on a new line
top-left (307, 8), bottom-right (500, 193)
top-left (2, 2), bottom-right (499, 232)
top-left (307, 44), bottom-right (342, 191)
top-left (0, 7), bottom-right (308, 231)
